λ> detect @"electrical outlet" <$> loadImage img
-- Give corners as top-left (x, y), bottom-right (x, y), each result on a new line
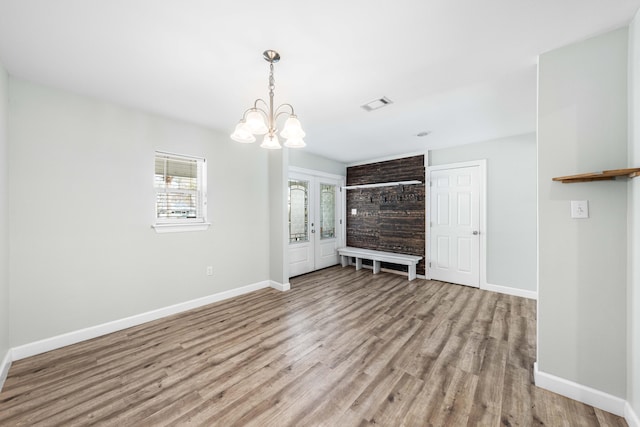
top-left (570, 200), bottom-right (589, 219)
top-left (206, 266), bottom-right (213, 276)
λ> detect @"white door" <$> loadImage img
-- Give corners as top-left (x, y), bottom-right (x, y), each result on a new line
top-left (429, 165), bottom-right (480, 287)
top-left (315, 181), bottom-right (341, 269)
top-left (288, 172), bottom-right (343, 277)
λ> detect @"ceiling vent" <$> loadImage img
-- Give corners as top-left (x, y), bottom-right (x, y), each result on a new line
top-left (361, 96), bottom-right (393, 112)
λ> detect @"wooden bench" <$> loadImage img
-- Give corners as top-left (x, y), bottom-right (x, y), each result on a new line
top-left (337, 246), bottom-right (423, 281)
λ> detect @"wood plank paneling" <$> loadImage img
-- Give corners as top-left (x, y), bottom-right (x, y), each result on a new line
top-left (347, 155), bottom-right (426, 275)
top-left (0, 267), bottom-right (627, 426)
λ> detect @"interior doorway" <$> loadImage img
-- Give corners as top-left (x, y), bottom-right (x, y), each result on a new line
top-left (288, 169), bottom-right (345, 277)
top-left (427, 160), bottom-right (486, 288)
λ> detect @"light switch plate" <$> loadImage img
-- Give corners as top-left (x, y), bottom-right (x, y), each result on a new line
top-left (351, 208), bottom-right (357, 215)
top-left (571, 200), bottom-right (589, 219)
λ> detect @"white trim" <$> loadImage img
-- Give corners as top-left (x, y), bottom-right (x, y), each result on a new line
top-left (270, 281), bottom-right (291, 291)
top-left (481, 282), bottom-right (538, 300)
top-left (11, 279), bottom-right (280, 361)
top-left (152, 222), bottom-right (211, 233)
top-left (534, 362), bottom-right (626, 416)
top-left (626, 402), bottom-right (640, 427)
top-left (0, 349), bottom-right (12, 391)
top-left (155, 150), bottom-right (205, 161)
top-left (425, 159), bottom-right (487, 289)
top-left (347, 151), bottom-right (427, 167)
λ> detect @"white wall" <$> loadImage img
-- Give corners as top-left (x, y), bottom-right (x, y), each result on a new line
top-left (0, 64), bottom-right (10, 371)
top-left (289, 150), bottom-right (346, 177)
top-left (429, 133), bottom-right (537, 293)
top-left (628, 8), bottom-right (640, 419)
top-left (538, 28), bottom-right (628, 398)
top-left (8, 78), bottom-right (271, 346)
top-left (268, 149), bottom-right (288, 285)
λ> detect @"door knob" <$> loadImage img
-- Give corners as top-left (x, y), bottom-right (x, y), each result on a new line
top-left (472, 231), bottom-right (479, 235)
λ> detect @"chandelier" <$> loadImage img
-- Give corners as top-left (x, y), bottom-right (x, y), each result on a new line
top-left (230, 50), bottom-right (306, 149)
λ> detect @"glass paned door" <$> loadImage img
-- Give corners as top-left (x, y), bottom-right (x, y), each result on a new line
top-left (320, 183), bottom-right (336, 239)
top-left (315, 181), bottom-right (340, 270)
top-left (289, 180), bottom-right (309, 243)
top-left (288, 172), bottom-right (344, 277)
top-left (288, 177), bottom-right (314, 276)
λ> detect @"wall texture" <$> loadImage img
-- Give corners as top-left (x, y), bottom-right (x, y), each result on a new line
top-left (8, 78), bottom-right (271, 346)
top-left (0, 64), bottom-right (9, 372)
top-left (289, 150), bottom-right (346, 177)
top-left (628, 8), bottom-right (640, 419)
top-left (346, 155), bottom-right (425, 275)
top-left (538, 28), bottom-right (628, 398)
top-left (429, 133), bottom-right (537, 292)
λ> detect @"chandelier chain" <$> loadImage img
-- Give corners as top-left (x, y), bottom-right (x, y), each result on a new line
top-left (268, 63), bottom-right (275, 97)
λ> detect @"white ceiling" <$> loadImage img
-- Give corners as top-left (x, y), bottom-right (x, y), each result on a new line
top-left (0, 0), bottom-right (639, 164)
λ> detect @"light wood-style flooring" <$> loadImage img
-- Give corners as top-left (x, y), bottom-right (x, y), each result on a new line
top-left (0, 266), bottom-right (627, 426)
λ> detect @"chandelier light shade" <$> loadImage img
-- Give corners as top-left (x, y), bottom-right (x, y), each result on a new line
top-left (231, 50), bottom-right (306, 149)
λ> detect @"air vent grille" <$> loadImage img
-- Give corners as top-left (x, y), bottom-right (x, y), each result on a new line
top-left (361, 96), bottom-right (393, 112)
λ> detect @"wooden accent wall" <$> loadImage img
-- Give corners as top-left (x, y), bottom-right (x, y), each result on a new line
top-left (346, 155), bottom-right (426, 275)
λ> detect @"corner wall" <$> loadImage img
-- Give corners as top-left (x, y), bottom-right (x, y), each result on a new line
top-left (8, 78), bottom-right (271, 346)
top-left (429, 133), bottom-right (537, 293)
top-left (268, 149), bottom-right (289, 285)
top-left (0, 63), bottom-right (10, 383)
top-left (538, 28), bottom-right (628, 399)
top-left (628, 7), bottom-right (640, 421)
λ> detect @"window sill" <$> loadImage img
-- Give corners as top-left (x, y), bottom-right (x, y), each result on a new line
top-left (152, 222), bottom-right (211, 233)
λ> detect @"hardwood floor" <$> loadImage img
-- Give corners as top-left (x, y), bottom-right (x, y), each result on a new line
top-left (0, 266), bottom-right (627, 426)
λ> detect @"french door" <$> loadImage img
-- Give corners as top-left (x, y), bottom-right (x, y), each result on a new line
top-left (288, 171), bottom-right (343, 277)
top-left (428, 163), bottom-right (482, 287)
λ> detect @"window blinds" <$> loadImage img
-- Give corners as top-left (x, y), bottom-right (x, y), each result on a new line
top-left (154, 153), bottom-right (203, 221)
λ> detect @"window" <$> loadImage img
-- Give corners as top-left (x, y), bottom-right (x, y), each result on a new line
top-left (152, 151), bottom-right (209, 233)
top-left (288, 179), bottom-right (309, 243)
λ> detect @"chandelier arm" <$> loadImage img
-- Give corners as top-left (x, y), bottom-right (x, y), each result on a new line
top-left (238, 103), bottom-right (269, 121)
top-left (253, 98), bottom-right (269, 111)
top-left (274, 110), bottom-right (295, 122)
top-left (274, 103), bottom-right (296, 116)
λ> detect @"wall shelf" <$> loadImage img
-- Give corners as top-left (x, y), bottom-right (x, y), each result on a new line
top-left (342, 180), bottom-right (422, 190)
top-left (552, 168), bottom-right (640, 183)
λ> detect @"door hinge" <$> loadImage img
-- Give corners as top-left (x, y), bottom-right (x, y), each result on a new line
top-left (429, 262), bottom-right (432, 268)
top-left (340, 219), bottom-right (342, 225)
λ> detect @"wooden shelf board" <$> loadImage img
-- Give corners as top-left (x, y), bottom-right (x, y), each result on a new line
top-left (553, 168), bottom-right (640, 183)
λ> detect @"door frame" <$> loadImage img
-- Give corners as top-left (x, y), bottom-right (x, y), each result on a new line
top-left (426, 159), bottom-right (487, 289)
top-left (288, 166), bottom-right (346, 274)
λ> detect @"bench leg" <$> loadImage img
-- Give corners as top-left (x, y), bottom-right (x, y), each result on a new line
top-left (408, 265), bottom-right (417, 281)
top-left (340, 255), bottom-right (348, 267)
top-left (355, 258), bottom-right (362, 271)
top-left (373, 260), bottom-right (381, 274)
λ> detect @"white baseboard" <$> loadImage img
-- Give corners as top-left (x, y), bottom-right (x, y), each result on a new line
top-left (270, 281), bottom-right (290, 291)
top-left (11, 279), bottom-right (278, 361)
top-left (482, 282), bottom-right (537, 300)
top-left (627, 402), bottom-right (640, 427)
top-left (0, 348), bottom-right (11, 391)
top-left (534, 362), bottom-right (626, 416)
